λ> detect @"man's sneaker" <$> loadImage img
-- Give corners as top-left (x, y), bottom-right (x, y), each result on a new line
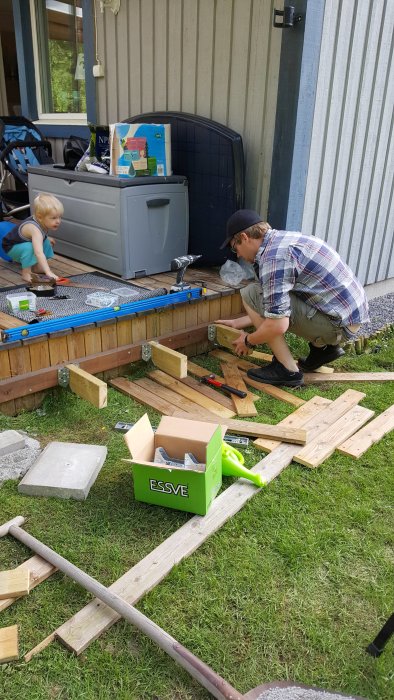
top-left (298, 343), bottom-right (345, 372)
top-left (247, 359), bottom-right (304, 387)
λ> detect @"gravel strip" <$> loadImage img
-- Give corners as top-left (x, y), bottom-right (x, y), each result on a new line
top-left (356, 292), bottom-right (394, 338)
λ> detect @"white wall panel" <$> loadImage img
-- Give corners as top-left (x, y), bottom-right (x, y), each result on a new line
top-left (302, 0), bottom-right (394, 285)
top-left (95, 0), bottom-right (282, 217)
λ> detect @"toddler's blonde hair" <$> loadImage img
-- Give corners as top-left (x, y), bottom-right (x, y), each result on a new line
top-left (33, 193), bottom-right (64, 220)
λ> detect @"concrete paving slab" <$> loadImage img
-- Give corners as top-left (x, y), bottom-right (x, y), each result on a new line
top-left (0, 431), bottom-right (26, 457)
top-left (18, 442), bottom-right (107, 500)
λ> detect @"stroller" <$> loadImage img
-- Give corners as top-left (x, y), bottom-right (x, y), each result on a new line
top-left (0, 116), bottom-right (53, 221)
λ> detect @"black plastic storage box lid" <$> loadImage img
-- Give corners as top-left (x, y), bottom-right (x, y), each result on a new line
top-left (27, 165), bottom-right (187, 188)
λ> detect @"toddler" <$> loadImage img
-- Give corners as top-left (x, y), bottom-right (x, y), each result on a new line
top-left (2, 193), bottom-right (63, 284)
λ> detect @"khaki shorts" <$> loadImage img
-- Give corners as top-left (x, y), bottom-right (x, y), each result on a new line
top-left (240, 282), bottom-right (359, 347)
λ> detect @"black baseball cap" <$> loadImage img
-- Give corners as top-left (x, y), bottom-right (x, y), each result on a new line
top-left (220, 209), bottom-right (263, 249)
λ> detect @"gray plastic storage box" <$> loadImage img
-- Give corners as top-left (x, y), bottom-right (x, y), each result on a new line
top-left (27, 166), bottom-right (188, 279)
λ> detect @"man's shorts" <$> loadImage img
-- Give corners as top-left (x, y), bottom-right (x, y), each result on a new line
top-left (240, 282), bottom-right (359, 346)
top-left (7, 238), bottom-right (54, 269)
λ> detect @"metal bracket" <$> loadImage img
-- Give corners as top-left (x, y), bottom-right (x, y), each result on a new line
top-left (273, 6), bottom-right (303, 28)
top-left (141, 343), bottom-right (152, 362)
top-left (58, 367), bottom-right (70, 388)
top-left (208, 324), bottom-right (216, 342)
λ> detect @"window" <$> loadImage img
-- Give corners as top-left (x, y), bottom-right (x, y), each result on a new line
top-left (30, 0), bottom-right (88, 122)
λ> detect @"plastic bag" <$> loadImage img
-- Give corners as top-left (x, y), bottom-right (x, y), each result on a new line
top-left (219, 259), bottom-right (244, 286)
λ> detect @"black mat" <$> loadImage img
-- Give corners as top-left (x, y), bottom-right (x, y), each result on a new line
top-left (0, 272), bottom-right (166, 324)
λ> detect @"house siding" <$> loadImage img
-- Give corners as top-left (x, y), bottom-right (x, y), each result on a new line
top-left (94, 0), bottom-right (282, 217)
top-left (299, 0), bottom-right (394, 286)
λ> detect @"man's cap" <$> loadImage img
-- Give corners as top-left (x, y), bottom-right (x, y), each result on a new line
top-left (220, 209), bottom-right (263, 249)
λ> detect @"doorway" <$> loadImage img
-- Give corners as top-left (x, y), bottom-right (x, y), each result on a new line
top-left (0, 0), bottom-right (21, 116)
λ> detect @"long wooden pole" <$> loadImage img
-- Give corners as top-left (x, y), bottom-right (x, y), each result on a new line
top-left (4, 520), bottom-right (243, 700)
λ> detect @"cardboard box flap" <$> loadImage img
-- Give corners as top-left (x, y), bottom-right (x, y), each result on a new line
top-left (124, 414), bottom-right (155, 461)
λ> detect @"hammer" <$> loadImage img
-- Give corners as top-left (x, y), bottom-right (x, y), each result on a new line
top-left (201, 374), bottom-right (247, 398)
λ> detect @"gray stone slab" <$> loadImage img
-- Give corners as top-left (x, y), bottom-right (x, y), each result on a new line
top-left (0, 430), bottom-right (26, 457)
top-left (18, 442), bottom-right (107, 500)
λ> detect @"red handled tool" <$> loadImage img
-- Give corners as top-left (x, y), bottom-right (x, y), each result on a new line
top-left (200, 373), bottom-right (247, 398)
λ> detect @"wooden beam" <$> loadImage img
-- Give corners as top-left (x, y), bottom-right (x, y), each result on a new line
top-left (67, 364), bottom-right (107, 409)
top-left (147, 369), bottom-right (236, 419)
top-left (54, 398), bottom-right (326, 655)
top-left (110, 375), bottom-right (308, 443)
top-left (0, 625), bottom-right (18, 663)
top-left (0, 569), bottom-right (30, 599)
top-left (303, 372), bottom-right (394, 383)
top-left (0, 556), bottom-right (57, 612)
top-left (135, 378), bottom-right (219, 420)
top-left (293, 405), bottom-right (375, 468)
top-left (0, 312), bottom-right (26, 330)
top-left (337, 404), bottom-right (394, 458)
top-left (214, 323), bottom-right (252, 355)
top-left (254, 396), bottom-right (332, 453)
top-left (0, 322), bottom-right (211, 404)
top-left (148, 341), bottom-right (188, 379)
top-left (220, 362), bottom-right (257, 417)
top-left (180, 375), bottom-right (237, 411)
top-left (209, 350), bottom-right (305, 407)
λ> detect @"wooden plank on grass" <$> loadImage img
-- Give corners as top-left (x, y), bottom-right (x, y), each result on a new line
top-left (67, 364), bottom-right (107, 408)
top-left (111, 375), bottom-right (307, 443)
top-left (0, 569), bottom-right (30, 599)
top-left (210, 350), bottom-right (305, 407)
top-left (180, 375), bottom-right (237, 411)
top-left (293, 405), bottom-right (375, 468)
top-left (148, 341), bottom-right (188, 379)
top-left (109, 377), bottom-right (182, 417)
top-left (148, 369), bottom-right (236, 419)
top-left (220, 362), bottom-right (257, 417)
top-left (254, 396), bottom-right (332, 453)
top-left (54, 398), bottom-right (325, 655)
top-left (337, 404), bottom-right (394, 458)
top-left (304, 372), bottom-right (394, 383)
top-left (187, 360), bottom-right (258, 402)
top-left (135, 377), bottom-right (218, 420)
top-left (0, 556), bottom-right (57, 612)
top-left (0, 625), bottom-right (18, 663)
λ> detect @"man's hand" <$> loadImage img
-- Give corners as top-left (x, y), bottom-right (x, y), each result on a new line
top-left (232, 332), bottom-right (250, 356)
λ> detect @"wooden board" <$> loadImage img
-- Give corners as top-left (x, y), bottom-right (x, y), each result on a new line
top-left (110, 375), bottom-right (308, 443)
top-left (337, 404), bottom-right (394, 458)
top-left (304, 372), bottom-right (394, 383)
top-left (135, 377), bottom-right (218, 420)
top-left (0, 556), bottom-right (57, 612)
top-left (0, 625), bottom-right (18, 663)
top-left (215, 323), bottom-right (253, 354)
top-left (254, 396), bottom-right (332, 453)
top-left (187, 359), bottom-right (258, 402)
top-left (220, 362), bottom-right (257, 417)
top-left (67, 364), bottom-right (107, 409)
top-left (180, 375), bottom-right (237, 411)
top-left (148, 369), bottom-right (235, 419)
top-left (54, 398), bottom-right (325, 655)
top-left (0, 569), bottom-right (30, 599)
top-left (210, 350), bottom-right (305, 407)
top-left (293, 405), bottom-right (375, 468)
top-left (148, 341), bottom-right (188, 379)
top-left (0, 312), bottom-right (26, 330)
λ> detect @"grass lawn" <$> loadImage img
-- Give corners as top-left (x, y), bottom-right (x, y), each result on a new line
top-left (0, 331), bottom-right (393, 700)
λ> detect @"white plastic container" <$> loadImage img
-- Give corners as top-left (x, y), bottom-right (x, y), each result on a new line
top-left (85, 292), bottom-right (119, 308)
top-left (6, 292), bottom-right (37, 312)
top-left (110, 287), bottom-right (140, 300)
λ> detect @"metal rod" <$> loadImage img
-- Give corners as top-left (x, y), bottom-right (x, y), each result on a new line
top-left (6, 522), bottom-right (243, 700)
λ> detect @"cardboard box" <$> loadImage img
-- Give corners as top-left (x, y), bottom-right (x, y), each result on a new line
top-left (124, 414), bottom-right (223, 515)
top-left (110, 123), bottom-right (172, 177)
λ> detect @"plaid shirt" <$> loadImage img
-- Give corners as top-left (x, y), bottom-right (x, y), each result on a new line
top-left (254, 229), bottom-right (369, 327)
